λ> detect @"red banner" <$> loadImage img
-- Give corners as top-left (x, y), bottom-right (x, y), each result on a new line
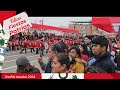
top-left (1, 73), bottom-right (41, 79)
top-left (1, 73), bottom-right (120, 79)
top-left (84, 73), bottom-right (120, 79)
top-left (32, 23), bottom-right (80, 33)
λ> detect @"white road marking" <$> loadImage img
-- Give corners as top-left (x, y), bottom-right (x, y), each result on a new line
top-left (6, 49), bottom-right (33, 55)
top-left (5, 53), bottom-right (35, 58)
top-left (4, 54), bottom-right (40, 63)
top-left (2, 65), bottom-right (17, 71)
top-left (6, 51), bottom-right (21, 55)
top-left (2, 50), bottom-right (48, 72)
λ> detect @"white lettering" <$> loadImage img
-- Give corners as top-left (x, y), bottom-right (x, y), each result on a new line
top-left (9, 20), bottom-right (27, 30)
top-left (9, 24), bottom-right (31, 36)
top-left (5, 75), bottom-right (15, 78)
top-left (10, 17), bottom-right (22, 23)
top-left (16, 75), bottom-right (27, 78)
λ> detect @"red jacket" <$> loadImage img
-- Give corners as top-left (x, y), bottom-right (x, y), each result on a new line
top-left (27, 40), bottom-right (32, 48)
top-left (35, 40), bottom-right (40, 48)
top-left (12, 41), bottom-right (16, 46)
top-left (21, 40), bottom-right (27, 48)
top-left (48, 41), bottom-right (53, 45)
top-left (15, 40), bottom-right (19, 46)
top-left (31, 41), bottom-right (35, 48)
top-left (54, 40), bottom-right (58, 44)
top-left (81, 54), bottom-right (88, 61)
top-left (64, 40), bottom-right (68, 45)
top-left (39, 41), bottom-right (44, 48)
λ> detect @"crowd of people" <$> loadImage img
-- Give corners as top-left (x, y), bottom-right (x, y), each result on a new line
top-left (8, 30), bottom-right (120, 73)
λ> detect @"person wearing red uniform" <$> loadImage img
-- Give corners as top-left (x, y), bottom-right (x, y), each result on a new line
top-left (35, 38), bottom-right (40, 54)
top-left (46, 39), bottom-right (53, 53)
top-left (12, 40), bottom-right (16, 50)
top-left (20, 38), bottom-right (27, 54)
top-left (39, 39), bottom-right (45, 56)
top-left (54, 39), bottom-right (58, 44)
top-left (31, 39), bottom-right (35, 53)
top-left (48, 39), bottom-right (53, 46)
top-left (66, 39), bottom-right (70, 47)
top-left (8, 40), bottom-right (12, 51)
top-left (27, 39), bottom-right (31, 48)
top-left (15, 39), bottom-right (19, 50)
top-left (27, 38), bottom-right (35, 53)
top-left (64, 39), bottom-right (68, 45)
top-left (14, 34), bottom-right (18, 40)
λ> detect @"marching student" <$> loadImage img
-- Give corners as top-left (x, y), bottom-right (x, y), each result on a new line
top-left (12, 39), bottom-right (16, 50)
top-left (20, 38), bottom-right (27, 54)
top-left (35, 37), bottom-right (40, 54)
top-left (39, 39), bottom-right (45, 56)
top-left (27, 37), bottom-right (35, 53)
top-left (15, 39), bottom-right (19, 50)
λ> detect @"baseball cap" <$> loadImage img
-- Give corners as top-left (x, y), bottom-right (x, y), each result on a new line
top-left (16, 56), bottom-right (30, 66)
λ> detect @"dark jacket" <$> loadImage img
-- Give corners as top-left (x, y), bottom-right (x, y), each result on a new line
top-left (114, 56), bottom-right (120, 70)
top-left (29, 67), bottom-right (40, 73)
top-left (86, 42), bottom-right (92, 57)
top-left (39, 60), bottom-right (52, 73)
top-left (87, 52), bottom-right (116, 73)
top-left (45, 61), bottom-right (52, 73)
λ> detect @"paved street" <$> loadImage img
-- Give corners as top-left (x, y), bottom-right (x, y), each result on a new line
top-left (1, 49), bottom-right (48, 73)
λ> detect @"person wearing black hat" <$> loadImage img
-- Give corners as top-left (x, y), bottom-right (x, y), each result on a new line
top-left (16, 56), bottom-right (40, 73)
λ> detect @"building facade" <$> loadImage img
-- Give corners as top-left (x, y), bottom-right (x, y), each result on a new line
top-left (69, 22), bottom-right (98, 36)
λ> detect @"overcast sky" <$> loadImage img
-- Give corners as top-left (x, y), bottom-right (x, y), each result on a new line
top-left (28, 17), bottom-right (120, 32)
top-left (29, 17), bottom-right (92, 27)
